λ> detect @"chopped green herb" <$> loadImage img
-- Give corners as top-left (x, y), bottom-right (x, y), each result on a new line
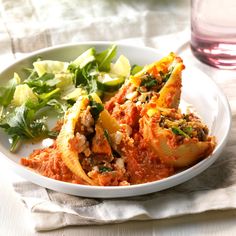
top-left (99, 166), bottom-right (112, 173)
top-left (24, 73), bottom-right (59, 94)
top-left (104, 129), bottom-right (112, 145)
top-left (88, 96), bottom-right (104, 121)
top-left (171, 126), bottom-right (189, 138)
top-left (183, 126), bottom-right (193, 135)
top-left (142, 79), bottom-right (157, 88)
top-left (140, 74), bottom-right (157, 89)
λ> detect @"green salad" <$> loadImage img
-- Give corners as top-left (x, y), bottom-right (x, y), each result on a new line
top-left (0, 45), bottom-right (141, 152)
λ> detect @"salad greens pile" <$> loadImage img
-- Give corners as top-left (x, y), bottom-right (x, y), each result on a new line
top-left (0, 45), bottom-right (138, 152)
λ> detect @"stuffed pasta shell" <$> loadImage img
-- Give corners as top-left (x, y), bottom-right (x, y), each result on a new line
top-left (140, 105), bottom-right (216, 168)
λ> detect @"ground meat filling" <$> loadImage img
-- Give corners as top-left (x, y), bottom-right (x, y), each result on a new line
top-left (158, 110), bottom-right (209, 144)
top-left (138, 71), bottom-right (168, 93)
top-left (105, 68), bottom-right (174, 134)
top-left (75, 106), bottom-right (95, 136)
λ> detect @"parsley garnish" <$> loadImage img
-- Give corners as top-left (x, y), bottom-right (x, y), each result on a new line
top-left (88, 96), bottom-right (104, 121)
top-left (99, 166), bottom-right (112, 173)
top-left (140, 74), bottom-right (157, 89)
top-left (171, 126), bottom-right (189, 138)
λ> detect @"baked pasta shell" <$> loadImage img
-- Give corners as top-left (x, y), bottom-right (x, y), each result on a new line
top-left (140, 110), bottom-right (216, 168)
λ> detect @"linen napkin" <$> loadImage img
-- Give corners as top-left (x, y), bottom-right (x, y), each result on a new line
top-left (1, 0), bottom-right (236, 232)
top-left (13, 141), bottom-right (236, 231)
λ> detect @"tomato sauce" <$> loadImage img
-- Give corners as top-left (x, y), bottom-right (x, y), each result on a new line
top-left (21, 143), bottom-right (87, 185)
top-left (122, 132), bottom-right (174, 184)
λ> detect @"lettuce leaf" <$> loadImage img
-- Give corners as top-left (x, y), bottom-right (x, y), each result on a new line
top-left (95, 45), bottom-right (117, 72)
top-left (0, 73), bottom-right (21, 107)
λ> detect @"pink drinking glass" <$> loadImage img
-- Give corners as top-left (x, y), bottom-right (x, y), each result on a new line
top-left (191, 0), bottom-right (236, 69)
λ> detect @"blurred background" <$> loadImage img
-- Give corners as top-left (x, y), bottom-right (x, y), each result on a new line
top-left (0, 0), bottom-right (190, 68)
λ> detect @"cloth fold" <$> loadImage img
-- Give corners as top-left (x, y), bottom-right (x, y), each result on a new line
top-left (1, 0), bottom-right (236, 232)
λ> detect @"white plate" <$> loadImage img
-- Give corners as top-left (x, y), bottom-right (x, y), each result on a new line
top-left (0, 42), bottom-right (231, 198)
